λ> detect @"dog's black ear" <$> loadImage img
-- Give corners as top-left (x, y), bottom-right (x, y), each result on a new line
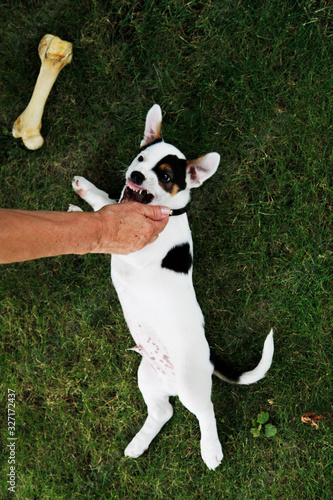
top-left (140, 104), bottom-right (163, 147)
top-left (186, 153), bottom-right (220, 188)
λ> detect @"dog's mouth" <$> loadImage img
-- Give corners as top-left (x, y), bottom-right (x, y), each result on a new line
top-left (120, 182), bottom-right (155, 205)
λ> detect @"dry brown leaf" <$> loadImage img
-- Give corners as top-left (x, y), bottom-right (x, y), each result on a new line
top-left (301, 412), bottom-right (324, 430)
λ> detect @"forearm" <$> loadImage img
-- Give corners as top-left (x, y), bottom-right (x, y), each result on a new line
top-left (0, 204), bottom-right (170, 264)
top-left (0, 209), bottom-right (104, 264)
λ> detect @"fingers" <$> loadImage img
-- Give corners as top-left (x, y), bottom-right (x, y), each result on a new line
top-left (94, 202), bottom-right (170, 255)
top-left (139, 204), bottom-right (171, 221)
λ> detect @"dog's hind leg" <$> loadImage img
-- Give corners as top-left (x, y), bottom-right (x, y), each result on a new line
top-left (178, 365), bottom-right (223, 470)
top-left (72, 176), bottom-right (116, 211)
top-left (125, 358), bottom-right (174, 459)
top-left (196, 404), bottom-right (223, 470)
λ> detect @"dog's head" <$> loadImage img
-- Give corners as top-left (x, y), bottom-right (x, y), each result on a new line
top-left (120, 105), bottom-right (220, 210)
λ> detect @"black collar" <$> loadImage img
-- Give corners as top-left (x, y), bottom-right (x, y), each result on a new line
top-left (169, 205), bottom-right (189, 216)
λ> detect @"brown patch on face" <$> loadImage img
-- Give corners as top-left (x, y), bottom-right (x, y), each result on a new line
top-left (153, 154), bottom-right (187, 195)
top-left (170, 184), bottom-right (180, 196)
top-left (159, 163), bottom-right (172, 175)
top-left (156, 163), bottom-right (180, 195)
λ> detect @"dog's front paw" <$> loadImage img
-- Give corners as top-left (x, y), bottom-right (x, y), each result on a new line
top-left (71, 175), bottom-right (114, 211)
top-left (124, 437), bottom-right (148, 459)
top-left (201, 438), bottom-right (223, 470)
top-left (68, 204), bottom-right (83, 212)
top-left (72, 176), bottom-right (94, 200)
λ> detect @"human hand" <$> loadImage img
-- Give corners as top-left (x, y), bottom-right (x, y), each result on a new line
top-left (93, 202), bottom-right (170, 255)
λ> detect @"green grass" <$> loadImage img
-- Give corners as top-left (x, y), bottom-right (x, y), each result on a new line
top-left (1, 0), bottom-right (332, 498)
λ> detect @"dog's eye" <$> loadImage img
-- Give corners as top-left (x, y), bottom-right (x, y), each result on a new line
top-left (138, 155), bottom-right (144, 162)
top-left (161, 173), bottom-right (171, 183)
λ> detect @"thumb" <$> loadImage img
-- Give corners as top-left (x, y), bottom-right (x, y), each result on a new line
top-left (141, 205), bottom-right (170, 221)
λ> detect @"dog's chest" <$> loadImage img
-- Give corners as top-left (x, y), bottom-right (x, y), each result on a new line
top-left (111, 215), bottom-right (194, 381)
top-left (111, 215), bottom-right (193, 288)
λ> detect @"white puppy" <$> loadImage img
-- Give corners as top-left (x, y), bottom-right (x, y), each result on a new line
top-left (70, 104), bottom-right (274, 470)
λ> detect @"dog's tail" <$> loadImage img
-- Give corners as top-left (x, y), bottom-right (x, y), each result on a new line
top-left (210, 329), bottom-right (274, 385)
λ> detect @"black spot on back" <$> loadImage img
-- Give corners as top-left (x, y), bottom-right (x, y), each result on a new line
top-left (161, 243), bottom-right (193, 274)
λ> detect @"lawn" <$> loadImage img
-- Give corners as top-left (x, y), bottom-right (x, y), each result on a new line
top-left (0, 0), bottom-right (332, 498)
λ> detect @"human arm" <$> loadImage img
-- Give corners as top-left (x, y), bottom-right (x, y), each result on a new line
top-left (0, 203), bottom-right (170, 264)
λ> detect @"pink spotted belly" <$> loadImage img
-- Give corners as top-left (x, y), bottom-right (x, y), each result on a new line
top-left (128, 336), bottom-right (176, 380)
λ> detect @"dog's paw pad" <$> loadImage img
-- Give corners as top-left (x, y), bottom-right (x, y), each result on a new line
top-left (72, 176), bottom-right (92, 199)
top-left (201, 439), bottom-right (223, 470)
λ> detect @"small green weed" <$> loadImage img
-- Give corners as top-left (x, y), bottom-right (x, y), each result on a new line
top-left (251, 411), bottom-right (277, 438)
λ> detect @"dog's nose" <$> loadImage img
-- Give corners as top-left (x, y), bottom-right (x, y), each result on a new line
top-left (130, 171), bottom-right (145, 186)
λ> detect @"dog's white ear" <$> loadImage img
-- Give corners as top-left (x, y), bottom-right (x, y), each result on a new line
top-left (186, 152), bottom-right (220, 188)
top-left (140, 104), bottom-right (163, 147)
